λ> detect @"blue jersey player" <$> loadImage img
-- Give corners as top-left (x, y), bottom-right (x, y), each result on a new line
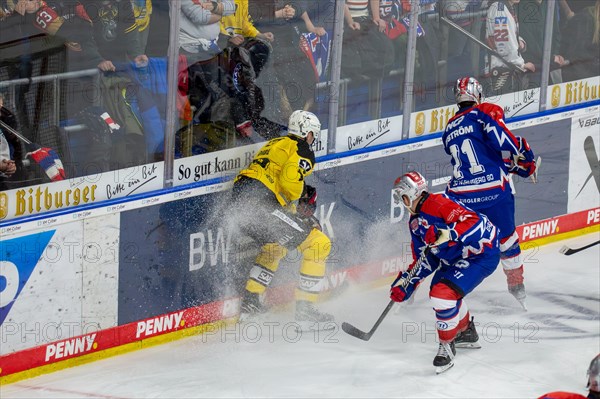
top-left (390, 171), bottom-right (500, 374)
top-left (442, 77), bottom-right (537, 310)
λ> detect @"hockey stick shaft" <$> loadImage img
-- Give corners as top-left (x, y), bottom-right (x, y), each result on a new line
top-left (342, 247), bottom-right (430, 341)
top-left (440, 17), bottom-right (525, 73)
top-left (0, 119), bottom-right (32, 145)
top-left (561, 240), bottom-right (600, 255)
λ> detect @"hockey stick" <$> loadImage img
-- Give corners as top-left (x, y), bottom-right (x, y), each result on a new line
top-left (342, 247), bottom-right (431, 341)
top-left (531, 156), bottom-right (541, 184)
top-left (440, 16), bottom-right (526, 74)
top-left (0, 119), bottom-right (32, 144)
top-left (341, 300), bottom-right (395, 341)
top-left (559, 240), bottom-right (600, 255)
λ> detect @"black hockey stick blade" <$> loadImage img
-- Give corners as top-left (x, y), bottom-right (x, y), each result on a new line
top-left (559, 240), bottom-right (600, 255)
top-left (342, 248), bottom-right (430, 341)
top-left (342, 300), bottom-right (395, 341)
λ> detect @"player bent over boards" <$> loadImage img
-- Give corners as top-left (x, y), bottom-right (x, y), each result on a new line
top-left (231, 110), bottom-right (334, 331)
top-left (390, 171), bottom-right (500, 374)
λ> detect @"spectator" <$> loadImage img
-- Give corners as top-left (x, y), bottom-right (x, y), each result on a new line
top-left (560, 0), bottom-right (597, 20)
top-left (485, 0), bottom-right (535, 93)
top-left (516, 0), bottom-right (566, 87)
top-left (0, 132), bottom-right (17, 185)
top-left (248, 1), bottom-right (325, 117)
top-left (342, 0), bottom-right (394, 81)
top-left (218, 0), bottom-right (274, 138)
top-left (82, 0), bottom-right (148, 71)
top-left (0, 93), bottom-right (22, 190)
top-left (5, 0), bottom-right (105, 72)
top-left (180, 0), bottom-right (234, 64)
top-left (179, 0), bottom-right (234, 123)
top-left (131, 0), bottom-right (153, 53)
top-left (442, 0), bottom-right (483, 58)
top-left (220, 0), bottom-right (274, 48)
top-left (561, 0), bottom-right (600, 82)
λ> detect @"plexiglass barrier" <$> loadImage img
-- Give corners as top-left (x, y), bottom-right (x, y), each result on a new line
top-left (0, 0), bottom-right (598, 221)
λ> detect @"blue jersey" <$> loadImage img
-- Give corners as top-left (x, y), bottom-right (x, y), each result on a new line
top-left (407, 193), bottom-right (499, 276)
top-left (442, 103), bottom-right (521, 207)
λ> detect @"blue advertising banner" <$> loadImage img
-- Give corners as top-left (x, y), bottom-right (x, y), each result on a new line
top-left (0, 231), bottom-right (55, 326)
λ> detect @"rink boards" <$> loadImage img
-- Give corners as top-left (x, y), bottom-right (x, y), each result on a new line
top-left (0, 102), bottom-right (599, 382)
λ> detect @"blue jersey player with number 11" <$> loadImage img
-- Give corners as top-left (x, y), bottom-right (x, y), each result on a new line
top-left (443, 77), bottom-right (537, 310)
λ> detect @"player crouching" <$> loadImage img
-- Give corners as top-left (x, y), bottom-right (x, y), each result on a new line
top-left (390, 171), bottom-right (500, 374)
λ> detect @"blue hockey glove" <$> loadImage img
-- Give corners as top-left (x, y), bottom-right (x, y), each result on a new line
top-left (509, 137), bottom-right (537, 178)
top-left (390, 269), bottom-right (421, 303)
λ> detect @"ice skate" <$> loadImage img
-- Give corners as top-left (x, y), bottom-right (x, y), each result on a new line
top-left (295, 300), bottom-right (335, 332)
top-left (454, 317), bottom-right (481, 349)
top-left (434, 341), bottom-right (456, 374)
top-left (508, 283), bottom-right (527, 311)
top-left (238, 292), bottom-right (266, 322)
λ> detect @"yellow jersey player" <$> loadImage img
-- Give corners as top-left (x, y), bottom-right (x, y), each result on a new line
top-left (231, 110), bottom-right (333, 330)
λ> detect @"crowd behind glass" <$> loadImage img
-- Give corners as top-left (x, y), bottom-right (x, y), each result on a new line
top-left (0, 0), bottom-right (598, 191)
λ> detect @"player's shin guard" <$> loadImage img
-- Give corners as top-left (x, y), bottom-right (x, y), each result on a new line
top-left (500, 231), bottom-right (527, 309)
top-left (240, 244), bottom-right (287, 321)
top-left (295, 229), bottom-right (330, 303)
top-left (245, 243), bottom-right (287, 295)
top-left (295, 229), bottom-right (334, 327)
top-left (430, 283), bottom-right (470, 343)
top-left (500, 231), bottom-right (522, 273)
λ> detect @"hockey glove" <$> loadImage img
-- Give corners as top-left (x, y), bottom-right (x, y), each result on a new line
top-left (509, 137), bottom-right (536, 178)
top-left (298, 184), bottom-right (317, 217)
top-left (390, 269), bottom-right (420, 303)
top-left (424, 226), bottom-right (452, 247)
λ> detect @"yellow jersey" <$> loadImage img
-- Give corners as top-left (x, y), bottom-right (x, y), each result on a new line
top-left (236, 135), bottom-right (315, 206)
top-left (220, 0), bottom-right (259, 38)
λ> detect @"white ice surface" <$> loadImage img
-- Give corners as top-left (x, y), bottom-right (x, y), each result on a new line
top-left (2, 234), bottom-right (599, 399)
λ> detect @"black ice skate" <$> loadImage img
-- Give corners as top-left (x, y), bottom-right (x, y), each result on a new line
top-left (295, 300), bottom-right (335, 332)
top-left (454, 317), bottom-right (481, 349)
top-left (508, 283), bottom-right (527, 311)
top-left (239, 291), bottom-right (266, 322)
top-left (434, 341), bottom-right (456, 374)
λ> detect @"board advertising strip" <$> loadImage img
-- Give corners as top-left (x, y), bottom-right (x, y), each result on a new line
top-left (0, 300), bottom-right (226, 379)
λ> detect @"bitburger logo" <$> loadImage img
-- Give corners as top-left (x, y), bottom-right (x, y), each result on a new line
top-left (415, 112), bottom-right (425, 136)
top-left (0, 192), bottom-right (7, 220)
top-left (551, 85), bottom-right (561, 108)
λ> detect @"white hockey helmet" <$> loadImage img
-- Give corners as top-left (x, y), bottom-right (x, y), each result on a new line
top-left (454, 77), bottom-right (483, 105)
top-left (288, 110), bottom-right (321, 141)
top-left (393, 171), bottom-right (428, 205)
top-left (588, 354), bottom-right (600, 392)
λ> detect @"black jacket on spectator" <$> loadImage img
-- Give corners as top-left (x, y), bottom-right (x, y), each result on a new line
top-left (248, 0), bottom-right (315, 110)
top-left (0, 1), bottom-right (104, 71)
top-left (516, 0), bottom-right (561, 72)
top-left (82, 0), bottom-right (144, 64)
top-left (561, 5), bottom-right (600, 82)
